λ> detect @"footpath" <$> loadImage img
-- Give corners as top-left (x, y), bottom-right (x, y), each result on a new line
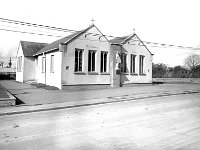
top-left (0, 80), bottom-right (200, 116)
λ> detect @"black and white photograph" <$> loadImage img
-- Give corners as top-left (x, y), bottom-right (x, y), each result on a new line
top-left (0, 0), bottom-right (200, 149)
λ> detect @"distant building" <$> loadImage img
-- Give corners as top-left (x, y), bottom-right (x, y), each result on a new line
top-left (0, 58), bottom-right (16, 73)
top-left (16, 24), bottom-right (153, 89)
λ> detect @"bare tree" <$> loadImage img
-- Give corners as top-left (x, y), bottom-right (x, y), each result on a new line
top-left (184, 53), bottom-right (200, 69)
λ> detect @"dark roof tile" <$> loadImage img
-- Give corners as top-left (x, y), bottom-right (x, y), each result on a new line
top-left (109, 35), bottom-right (129, 44)
top-left (20, 41), bottom-right (48, 56)
top-left (35, 31), bottom-right (82, 55)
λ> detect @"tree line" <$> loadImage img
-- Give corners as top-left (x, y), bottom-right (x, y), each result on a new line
top-left (153, 53), bottom-right (200, 78)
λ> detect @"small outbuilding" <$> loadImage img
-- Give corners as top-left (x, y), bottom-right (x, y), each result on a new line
top-left (16, 41), bottom-right (47, 82)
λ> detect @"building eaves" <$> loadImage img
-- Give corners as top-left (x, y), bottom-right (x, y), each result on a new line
top-left (134, 34), bottom-right (153, 55)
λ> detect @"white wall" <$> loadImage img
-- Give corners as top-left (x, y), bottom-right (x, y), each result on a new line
top-left (23, 57), bottom-right (36, 81)
top-left (45, 51), bottom-right (62, 89)
top-left (61, 26), bottom-right (111, 86)
top-left (16, 43), bottom-right (38, 82)
top-left (36, 51), bottom-right (62, 89)
top-left (16, 43), bottom-right (24, 82)
top-left (121, 36), bottom-right (153, 84)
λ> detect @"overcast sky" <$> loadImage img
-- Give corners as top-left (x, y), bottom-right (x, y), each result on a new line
top-left (0, 0), bottom-right (200, 67)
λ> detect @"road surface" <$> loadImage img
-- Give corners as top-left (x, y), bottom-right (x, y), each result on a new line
top-left (0, 93), bottom-right (200, 149)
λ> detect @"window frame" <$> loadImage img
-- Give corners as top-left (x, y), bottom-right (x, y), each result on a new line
top-left (130, 54), bottom-right (136, 74)
top-left (17, 56), bottom-right (22, 72)
top-left (88, 50), bottom-right (96, 72)
top-left (42, 57), bottom-right (45, 73)
top-left (100, 51), bottom-right (108, 73)
top-left (50, 55), bottom-right (54, 73)
top-left (74, 48), bottom-right (84, 72)
top-left (139, 55), bottom-right (145, 74)
top-left (121, 53), bottom-right (127, 73)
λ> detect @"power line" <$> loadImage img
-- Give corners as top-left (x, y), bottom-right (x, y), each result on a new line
top-left (142, 41), bottom-right (198, 50)
top-left (129, 40), bottom-right (200, 50)
top-left (0, 17), bottom-right (77, 33)
top-left (0, 28), bottom-right (63, 37)
top-left (0, 27), bottom-right (109, 44)
top-left (0, 17), bottom-right (200, 50)
top-left (0, 24), bottom-right (66, 37)
top-left (0, 17), bottom-right (126, 39)
top-left (1, 26), bottom-right (199, 50)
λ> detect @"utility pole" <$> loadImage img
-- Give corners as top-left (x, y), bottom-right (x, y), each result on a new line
top-left (8, 57), bottom-right (12, 68)
top-left (0, 61), bottom-right (4, 68)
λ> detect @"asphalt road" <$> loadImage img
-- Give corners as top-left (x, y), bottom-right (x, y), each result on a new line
top-left (0, 93), bottom-right (200, 149)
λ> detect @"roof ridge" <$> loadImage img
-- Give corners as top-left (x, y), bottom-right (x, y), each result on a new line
top-left (34, 24), bottom-right (96, 56)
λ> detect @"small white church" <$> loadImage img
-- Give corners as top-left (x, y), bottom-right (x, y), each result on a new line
top-left (16, 24), bottom-right (153, 90)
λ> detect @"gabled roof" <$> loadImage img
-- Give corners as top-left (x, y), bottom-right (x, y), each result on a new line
top-left (35, 24), bottom-right (107, 56)
top-left (35, 31), bottom-right (82, 55)
top-left (109, 34), bottom-right (153, 55)
top-left (109, 35), bottom-right (130, 45)
top-left (20, 41), bottom-right (48, 56)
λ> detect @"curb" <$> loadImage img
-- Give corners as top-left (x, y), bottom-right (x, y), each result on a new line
top-left (0, 87), bottom-right (16, 107)
top-left (1, 90), bottom-right (200, 116)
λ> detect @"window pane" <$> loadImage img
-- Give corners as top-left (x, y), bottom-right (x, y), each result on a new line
top-left (17, 57), bottom-right (19, 71)
top-left (130, 55), bottom-right (133, 73)
top-left (50, 55), bottom-right (54, 73)
top-left (79, 50), bottom-right (82, 71)
top-left (42, 57), bottom-right (45, 73)
top-left (121, 54), bottom-right (124, 72)
top-left (133, 55), bottom-right (135, 73)
top-left (141, 56), bottom-right (144, 73)
top-left (104, 53), bottom-right (107, 72)
top-left (75, 49), bottom-right (84, 72)
top-left (101, 52), bottom-right (103, 72)
top-left (42, 58), bottom-right (43, 72)
top-left (131, 55), bottom-right (136, 73)
top-left (139, 55), bottom-right (144, 74)
top-left (20, 57), bottom-right (22, 71)
top-left (92, 51), bottom-right (95, 71)
top-left (124, 54), bottom-right (127, 73)
top-left (18, 56), bottom-right (22, 72)
top-left (121, 53), bottom-right (127, 73)
top-left (75, 50), bottom-right (78, 72)
top-left (139, 56), bottom-right (141, 73)
top-left (88, 51), bottom-right (91, 72)
top-left (88, 50), bottom-right (96, 72)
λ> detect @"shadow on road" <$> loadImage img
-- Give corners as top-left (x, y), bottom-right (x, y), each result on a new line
top-left (15, 97), bottom-right (25, 105)
top-left (153, 81), bottom-right (164, 85)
